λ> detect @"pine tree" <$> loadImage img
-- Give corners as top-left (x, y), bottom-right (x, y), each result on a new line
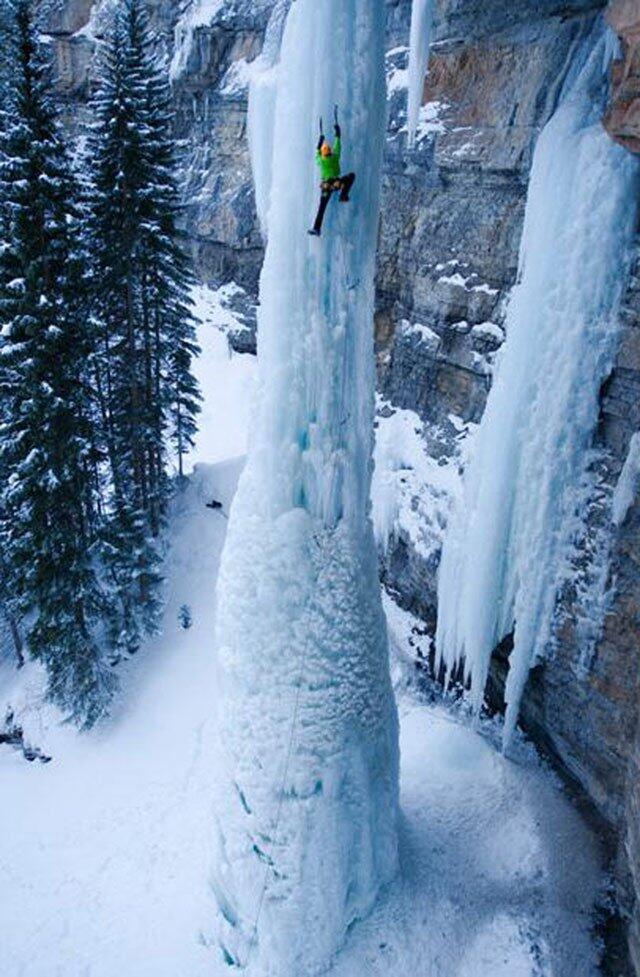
top-left (135, 20), bottom-right (201, 483)
top-left (87, 0), bottom-right (200, 652)
top-left (0, 0), bottom-right (116, 725)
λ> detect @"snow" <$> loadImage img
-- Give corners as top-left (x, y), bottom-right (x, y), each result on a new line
top-left (471, 320), bottom-right (505, 343)
top-left (72, 2), bottom-right (100, 41)
top-left (438, 271), bottom-right (468, 287)
top-left (188, 284), bottom-right (255, 469)
top-left (450, 318), bottom-right (471, 333)
top-left (220, 58), bottom-right (256, 96)
top-left (435, 27), bottom-right (640, 748)
top-left (0, 288), bottom-right (253, 977)
top-left (437, 271), bottom-right (498, 295)
top-left (0, 8), bottom-right (620, 974)
top-left (471, 281), bottom-right (499, 295)
top-left (612, 431), bottom-right (640, 526)
top-left (0, 279), bottom-right (607, 977)
top-left (400, 317), bottom-right (441, 352)
top-left (170, 0), bottom-right (226, 82)
top-left (371, 401), bottom-right (462, 561)
top-left (212, 2), bottom-right (399, 972)
top-left (407, 0), bottom-right (435, 146)
top-left (330, 691), bottom-right (603, 977)
top-left (388, 65), bottom-right (409, 94)
top-left (413, 99), bottom-right (447, 141)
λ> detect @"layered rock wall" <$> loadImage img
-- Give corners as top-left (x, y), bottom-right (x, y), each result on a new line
top-left (604, 0), bottom-right (640, 151)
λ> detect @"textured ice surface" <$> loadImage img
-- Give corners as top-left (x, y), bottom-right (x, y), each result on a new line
top-left (212, 1), bottom-right (399, 974)
top-left (435, 27), bottom-right (640, 746)
top-left (407, 0), bottom-right (435, 146)
top-left (247, 0), bottom-right (289, 239)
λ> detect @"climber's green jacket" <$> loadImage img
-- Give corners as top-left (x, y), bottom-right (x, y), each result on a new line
top-left (316, 137), bottom-right (341, 181)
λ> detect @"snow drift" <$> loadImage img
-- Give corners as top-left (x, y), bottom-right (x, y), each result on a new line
top-left (435, 26), bottom-right (640, 747)
top-left (212, 1), bottom-right (399, 974)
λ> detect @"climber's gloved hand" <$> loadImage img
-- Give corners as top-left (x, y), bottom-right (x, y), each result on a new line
top-left (334, 123), bottom-right (341, 138)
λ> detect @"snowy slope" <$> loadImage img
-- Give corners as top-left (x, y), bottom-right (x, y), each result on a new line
top-left (0, 285), bottom-right (605, 977)
top-left (0, 286), bottom-right (251, 977)
top-left (0, 461), bottom-right (236, 977)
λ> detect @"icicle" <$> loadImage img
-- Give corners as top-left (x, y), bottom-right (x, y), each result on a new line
top-left (407, 0), bottom-right (435, 146)
top-left (612, 432), bottom-right (640, 527)
top-left (247, 0), bottom-right (289, 240)
top-left (435, 25), bottom-right (640, 749)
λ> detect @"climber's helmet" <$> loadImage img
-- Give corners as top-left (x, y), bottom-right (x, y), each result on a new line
top-left (321, 141), bottom-right (332, 157)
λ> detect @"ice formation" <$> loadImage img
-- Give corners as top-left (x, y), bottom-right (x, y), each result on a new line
top-left (407, 0), bottom-right (435, 146)
top-left (247, 1), bottom-right (289, 239)
top-left (212, 1), bottom-right (399, 974)
top-left (612, 432), bottom-right (640, 527)
top-left (435, 27), bottom-right (640, 747)
top-left (170, 0), bottom-right (273, 82)
top-left (170, 0), bottom-right (225, 81)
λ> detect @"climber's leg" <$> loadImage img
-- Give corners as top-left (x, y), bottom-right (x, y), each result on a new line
top-left (339, 172), bottom-right (356, 202)
top-left (309, 188), bottom-right (333, 236)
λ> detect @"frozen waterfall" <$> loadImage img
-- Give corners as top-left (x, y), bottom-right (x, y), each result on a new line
top-left (247, 0), bottom-right (289, 239)
top-left (212, 1), bottom-right (399, 975)
top-left (435, 28), bottom-right (640, 748)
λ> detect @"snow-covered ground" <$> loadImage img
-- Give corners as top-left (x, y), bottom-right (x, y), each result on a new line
top-left (0, 287), bottom-right (604, 976)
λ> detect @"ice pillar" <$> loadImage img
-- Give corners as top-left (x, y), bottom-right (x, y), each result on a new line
top-left (213, 1), bottom-right (399, 974)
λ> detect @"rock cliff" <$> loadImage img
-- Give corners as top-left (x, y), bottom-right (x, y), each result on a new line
top-left (38, 0), bottom-right (640, 971)
top-left (604, 0), bottom-right (640, 151)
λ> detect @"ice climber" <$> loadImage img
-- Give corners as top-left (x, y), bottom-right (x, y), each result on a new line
top-left (308, 116), bottom-right (356, 237)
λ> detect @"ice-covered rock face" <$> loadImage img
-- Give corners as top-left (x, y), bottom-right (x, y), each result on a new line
top-left (435, 25), bottom-right (640, 747)
top-left (212, 1), bottom-right (399, 974)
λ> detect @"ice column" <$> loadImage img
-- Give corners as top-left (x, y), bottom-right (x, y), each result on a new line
top-left (407, 0), bottom-right (435, 145)
top-left (247, 0), bottom-right (289, 239)
top-left (212, 1), bottom-right (399, 975)
top-left (436, 28), bottom-right (640, 748)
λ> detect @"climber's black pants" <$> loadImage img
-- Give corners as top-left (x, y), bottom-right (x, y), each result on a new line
top-left (312, 173), bottom-right (356, 233)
